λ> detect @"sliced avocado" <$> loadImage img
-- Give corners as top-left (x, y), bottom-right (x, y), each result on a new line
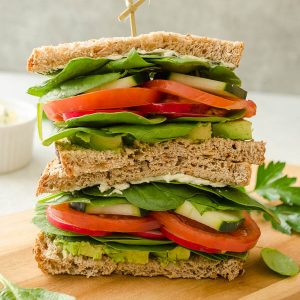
top-left (167, 246), bottom-right (190, 261)
top-left (187, 122), bottom-right (212, 141)
top-left (175, 201), bottom-right (244, 232)
top-left (104, 247), bottom-right (149, 264)
top-left (212, 120), bottom-right (252, 140)
top-left (69, 132), bottom-right (123, 151)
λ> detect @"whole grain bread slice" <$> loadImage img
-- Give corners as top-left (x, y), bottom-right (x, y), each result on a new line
top-left (36, 157), bottom-right (252, 195)
top-left (34, 233), bottom-right (244, 281)
top-left (56, 138), bottom-right (265, 177)
top-left (27, 31), bottom-right (244, 74)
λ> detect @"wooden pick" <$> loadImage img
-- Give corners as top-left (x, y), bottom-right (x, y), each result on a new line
top-left (118, 0), bottom-right (146, 37)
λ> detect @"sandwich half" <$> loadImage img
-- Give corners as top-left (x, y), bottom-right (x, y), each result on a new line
top-left (28, 32), bottom-right (275, 281)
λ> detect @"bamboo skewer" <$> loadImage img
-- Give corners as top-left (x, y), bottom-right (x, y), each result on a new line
top-left (118, 0), bottom-right (146, 37)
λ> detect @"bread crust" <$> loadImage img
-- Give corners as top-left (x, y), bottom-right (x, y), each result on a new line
top-left (34, 232), bottom-right (245, 281)
top-left (56, 138), bottom-right (265, 177)
top-left (27, 31), bottom-right (244, 74)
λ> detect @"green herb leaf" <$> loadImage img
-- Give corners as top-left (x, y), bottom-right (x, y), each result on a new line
top-left (28, 57), bottom-right (109, 97)
top-left (255, 161), bottom-right (300, 206)
top-left (63, 112), bottom-right (166, 128)
top-left (261, 248), bottom-right (299, 276)
top-left (0, 273), bottom-right (75, 299)
top-left (263, 205), bottom-right (300, 235)
top-left (40, 73), bottom-right (121, 102)
top-left (105, 242), bottom-right (176, 252)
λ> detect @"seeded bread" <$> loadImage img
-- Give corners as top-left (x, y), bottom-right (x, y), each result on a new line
top-left (56, 138), bottom-right (265, 177)
top-left (27, 31), bottom-right (244, 74)
top-left (36, 157), bottom-right (251, 195)
top-left (34, 233), bottom-right (244, 281)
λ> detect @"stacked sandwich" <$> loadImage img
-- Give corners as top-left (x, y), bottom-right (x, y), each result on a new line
top-left (28, 32), bottom-right (276, 281)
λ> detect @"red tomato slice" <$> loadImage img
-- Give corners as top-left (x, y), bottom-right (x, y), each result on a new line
top-left (144, 80), bottom-right (256, 117)
top-left (131, 230), bottom-right (166, 240)
top-left (47, 204), bottom-right (160, 233)
top-left (161, 227), bottom-right (220, 253)
top-left (151, 211), bottom-right (260, 252)
top-left (47, 210), bottom-right (111, 236)
top-left (43, 88), bottom-right (161, 121)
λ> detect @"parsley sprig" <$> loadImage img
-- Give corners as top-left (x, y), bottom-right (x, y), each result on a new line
top-left (253, 161), bottom-right (300, 235)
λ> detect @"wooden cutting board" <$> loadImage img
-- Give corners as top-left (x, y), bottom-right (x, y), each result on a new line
top-left (1, 165), bottom-right (300, 300)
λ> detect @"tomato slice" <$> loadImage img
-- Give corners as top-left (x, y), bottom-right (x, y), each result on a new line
top-left (151, 211), bottom-right (260, 252)
top-left (43, 88), bottom-right (161, 121)
top-left (47, 203), bottom-right (160, 233)
top-left (145, 80), bottom-right (256, 117)
top-left (131, 230), bottom-right (166, 240)
top-left (161, 227), bottom-right (220, 253)
top-left (47, 210), bottom-right (111, 236)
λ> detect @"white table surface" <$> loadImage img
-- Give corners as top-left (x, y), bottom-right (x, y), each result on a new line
top-left (0, 71), bottom-right (299, 216)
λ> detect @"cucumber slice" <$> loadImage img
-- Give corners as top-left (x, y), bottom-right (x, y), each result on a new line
top-left (163, 72), bottom-right (247, 99)
top-left (175, 201), bottom-right (244, 232)
top-left (85, 203), bottom-right (141, 217)
top-left (87, 72), bottom-right (150, 92)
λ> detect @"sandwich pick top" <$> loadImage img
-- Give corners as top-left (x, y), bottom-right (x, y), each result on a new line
top-left (28, 32), bottom-right (274, 280)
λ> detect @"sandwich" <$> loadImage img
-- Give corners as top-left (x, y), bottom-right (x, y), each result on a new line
top-left (27, 32), bottom-right (276, 281)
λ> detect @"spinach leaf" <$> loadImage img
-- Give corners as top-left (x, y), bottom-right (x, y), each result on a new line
top-left (208, 66), bottom-right (242, 86)
top-left (191, 250), bottom-right (248, 261)
top-left (40, 73), bottom-right (121, 102)
top-left (188, 184), bottom-right (279, 223)
top-left (147, 56), bottom-right (210, 73)
top-left (254, 161), bottom-right (300, 206)
top-left (172, 110), bottom-right (246, 123)
top-left (92, 236), bottom-right (173, 246)
top-left (84, 197), bottom-right (128, 207)
top-left (105, 122), bottom-right (197, 143)
top-left (0, 274), bottom-right (75, 300)
top-left (261, 248), bottom-right (299, 276)
top-left (105, 242), bottom-right (176, 252)
top-left (99, 49), bottom-right (154, 73)
top-left (42, 127), bottom-right (114, 146)
top-left (28, 57), bottom-right (109, 97)
top-left (63, 112), bottom-right (166, 128)
top-left (122, 182), bottom-right (197, 211)
top-left (263, 205), bottom-right (300, 235)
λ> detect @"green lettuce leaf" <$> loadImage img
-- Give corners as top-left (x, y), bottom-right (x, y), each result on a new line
top-left (28, 57), bottom-right (109, 97)
top-left (40, 73), bottom-right (121, 102)
top-left (105, 122), bottom-right (197, 143)
top-left (0, 274), bottom-right (75, 300)
top-left (62, 112), bottom-right (166, 127)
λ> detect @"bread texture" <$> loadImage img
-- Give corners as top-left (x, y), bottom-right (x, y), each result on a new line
top-left (34, 233), bottom-right (244, 281)
top-left (27, 31), bottom-right (244, 74)
top-left (56, 138), bottom-right (265, 177)
top-left (36, 157), bottom-right (252, 195)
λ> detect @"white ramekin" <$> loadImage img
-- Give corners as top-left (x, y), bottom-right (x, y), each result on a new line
top-left (0, 99), bottom-right (36, 173)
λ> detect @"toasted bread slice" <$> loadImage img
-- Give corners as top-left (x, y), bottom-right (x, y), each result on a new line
top-left (27, 31), bottom-right (244, 74)
top-left (34, 233), bottom-right (244, 281)
top-left (56, 138), bottom-right (265, 177)
top-left (36, 157), bottom-right (252, 195)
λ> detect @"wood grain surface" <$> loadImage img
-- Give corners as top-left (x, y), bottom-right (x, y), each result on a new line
top-left (0, 165), bottom-right (300, 300)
